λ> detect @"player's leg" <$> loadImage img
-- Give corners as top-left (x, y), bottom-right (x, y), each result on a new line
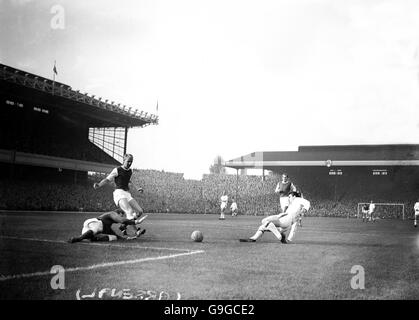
top-left (91, 234), bottom-right (118, 242)
top-left (128, 198), bottom-right (144, 218)
top-left (247, 215), bottom-right (281, 241)
top-left (287, 222), bottom-right (297, 242)
top-left (118, 198), bottom-right (136, 220)
top-left (111, 223), bottom-right (146, 239)
top-left (280, 197), bottom-right (289, 213)
top-left (128, 198), bottom-right (147, 235)
top-left (69, 219), bottom-right (102, 243)
top-left (298, 215), bottom-right (303, 227)
top-left (256, 218), bottom-right (289, 243)
top-left (414, 212), bottom-right (418, 227)
top-left (120, 198), bottom-right (147, 236)
top-left (219, 204), bottom-right (226, 220)
top-left (68, 230), bottom-right (94, 243)
top-left (277, 216), bottom-right (293, 243)
top-left (116, 198), bottom-right (137, 235)
top-left (264, 222), bottom-right (283, 240)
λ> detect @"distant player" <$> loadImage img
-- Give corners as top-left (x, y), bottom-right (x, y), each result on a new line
top-left (240, 191), bottom-right (310, 243)
top-left (68, 209), bottom-right (145, 243)
top-left (230, 197), bottom-right (238, 217)
top-left (368, 200), bottom-right (376, 222)
top-left (275, 173), bottom-right (297, 213)
top-left (93, 154), bottom-right (145, 234)
top-left (220, 191), bottom-right (228, 220)
top-left (297, 192), bottom-right (305, 227)
top-left (414, 200), bottom-right (419, 227)
top-left (361, 204), bottom-right (369, 222)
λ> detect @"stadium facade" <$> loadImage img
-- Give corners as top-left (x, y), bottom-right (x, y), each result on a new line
top-left (0, 64), bottom-right (158, 183)
top-left (225, 145), bottom-right (419, 204)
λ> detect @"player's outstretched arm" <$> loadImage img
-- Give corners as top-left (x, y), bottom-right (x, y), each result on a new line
top-left (93, 178), bottom-right (110, 189)
top-left (129, 181), bottom-right (144, 193)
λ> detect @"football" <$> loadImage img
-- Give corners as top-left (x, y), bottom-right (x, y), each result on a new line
top-left (191, 230), bottom-right (203, 242)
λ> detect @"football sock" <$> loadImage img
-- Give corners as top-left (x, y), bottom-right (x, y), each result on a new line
top-left (288, 223), bottom-right (297, 241)
top-left (250, 229), bottom-right (263, 241)
top-left (91, 234), bottom-right (110, 242)
top-left (79, 230), bottom-right (94, 241)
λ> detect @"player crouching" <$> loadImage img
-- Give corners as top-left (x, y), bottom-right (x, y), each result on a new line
top-left (230, 197), bottom-right (238, 217)
top-left (240, 191), bottom-right (310, 243)
top-left (68, 209), bottom-right (146, 243)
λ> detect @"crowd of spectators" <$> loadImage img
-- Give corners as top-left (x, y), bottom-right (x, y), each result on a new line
top-left (0, 180), bottom-right (114, 211)
top-left (1, 170), bottom-right (417, 219)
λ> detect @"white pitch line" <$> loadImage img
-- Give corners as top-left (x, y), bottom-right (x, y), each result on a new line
top-left (0, 235), bottom-right (198, 252)
top-left (0, 249), bottom-right (204, 282)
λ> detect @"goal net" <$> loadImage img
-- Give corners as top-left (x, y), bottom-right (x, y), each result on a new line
top-left (355, 203), bottom-right (405, 220)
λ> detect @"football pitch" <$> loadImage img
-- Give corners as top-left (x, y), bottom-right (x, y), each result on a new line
top-left (0, 211), bottom-right (418, 300)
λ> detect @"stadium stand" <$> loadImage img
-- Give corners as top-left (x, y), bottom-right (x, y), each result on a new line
top-left (1, 64), bottom-right (417, 218)
top-left (1, 63), bottom-right (157, 193)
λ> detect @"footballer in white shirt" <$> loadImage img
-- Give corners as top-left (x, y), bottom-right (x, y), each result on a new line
top-left (414, 200), bottom-right (419, 227)
top-left (368, 201), bottom-right (376, 222)
top-left (240, 191), bottom-right (310, 243)
top-left (220, 192), bottom-right (228, 220)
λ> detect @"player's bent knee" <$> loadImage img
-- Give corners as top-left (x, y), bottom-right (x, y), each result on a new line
top-left (257, 225), bottom-right (265, 232)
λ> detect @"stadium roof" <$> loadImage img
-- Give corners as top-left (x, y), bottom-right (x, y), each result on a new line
top-left (0, 64), bottom-right (159, 128)
top-left (225, 144), bottom-right (419, 169)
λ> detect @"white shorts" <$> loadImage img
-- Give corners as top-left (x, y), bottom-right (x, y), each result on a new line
top-left (221, 202), bottom-right (227, 211)
top-left (415, 211), bottom-right (419, 217)
top-left (113, 189), bottom-right (133, 207)
top-left (82, 218), bottom-right (103, 235)
top-left (262, 213), bottom-right (293, 231)
top-left (280, 197), bottom-right (290, 212)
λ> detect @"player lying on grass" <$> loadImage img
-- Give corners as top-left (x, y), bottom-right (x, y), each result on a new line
top-left (240, 191), bottom-right (310, 244)
top-left (68, 209), bottom-right (146, 243)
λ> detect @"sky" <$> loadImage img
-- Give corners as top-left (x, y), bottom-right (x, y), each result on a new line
top-left (1, 0), bottom-right (419, 179)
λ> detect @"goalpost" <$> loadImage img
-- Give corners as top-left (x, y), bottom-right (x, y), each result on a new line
top-left (355, 203), bottom-right (405, 220)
